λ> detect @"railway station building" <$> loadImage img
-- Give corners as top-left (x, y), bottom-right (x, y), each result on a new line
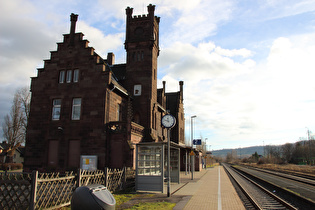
top-left (24, 4), bottom-right (189, 172)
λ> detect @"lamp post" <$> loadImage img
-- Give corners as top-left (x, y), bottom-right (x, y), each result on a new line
top-left (191, 115), bottom-right (197, 146)
top-left (191, 115), bottom-right (196, 180)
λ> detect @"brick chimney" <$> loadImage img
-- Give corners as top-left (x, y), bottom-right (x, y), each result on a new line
top-left (70, 13), bottom-right (78, 45)
top-left (107, 52), bottom-right (115, 65)
top-left (179, 81), bottom-right (184, 102)
top-left (163, 81), bottom-right (166, 95)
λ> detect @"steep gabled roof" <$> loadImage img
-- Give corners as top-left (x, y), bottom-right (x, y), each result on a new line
top-left (110, 64), bottom-right (127, 81)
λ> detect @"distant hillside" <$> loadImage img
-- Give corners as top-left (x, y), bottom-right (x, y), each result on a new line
top-left (211, 146), bottom-right (265, 158)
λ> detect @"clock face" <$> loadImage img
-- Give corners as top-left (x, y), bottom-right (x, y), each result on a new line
top-left (162, 114), bottom-right (176, 128)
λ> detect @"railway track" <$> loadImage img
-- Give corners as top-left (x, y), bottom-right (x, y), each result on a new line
top-left (241, 165), bottom-right (315, 186)
top-left (224, 164), bottom-right (315, 209)
top-left (222, 163), bottom-right (312, 209)
top-left (232, 164), bottom-right (315, 207)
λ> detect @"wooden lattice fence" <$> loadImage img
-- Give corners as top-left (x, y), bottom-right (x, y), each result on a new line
top-left (32, 171), bottom-right (76, 209)
top-left (0, 172), bottom-right (32, 209)
top-left (0, 167), bottom-right (135, 210)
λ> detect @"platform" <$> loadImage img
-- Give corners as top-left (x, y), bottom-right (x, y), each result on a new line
top-left (171, 166), bottom-right (245, 210)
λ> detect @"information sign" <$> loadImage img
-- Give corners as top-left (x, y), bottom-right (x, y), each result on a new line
top-left (192, 139), bottom-right (202, 145)
top-left (80, 155), bottom-right (97, 171)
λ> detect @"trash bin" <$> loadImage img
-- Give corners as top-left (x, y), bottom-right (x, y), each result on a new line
top-left (71, 184), bottom-right (116, 210)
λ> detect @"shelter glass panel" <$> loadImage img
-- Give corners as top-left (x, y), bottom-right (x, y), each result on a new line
top-left (137, 145), bottom-right (162, 176)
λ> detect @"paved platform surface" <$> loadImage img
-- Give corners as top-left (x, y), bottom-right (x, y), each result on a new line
top-left (169, 166), bottom-right (245, 210)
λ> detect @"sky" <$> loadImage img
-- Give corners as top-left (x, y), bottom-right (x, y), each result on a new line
top-left (1, 0), bottom-right (315, 151)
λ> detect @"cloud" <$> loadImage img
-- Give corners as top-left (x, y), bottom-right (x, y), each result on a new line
top-left (215, 47), bottom-right (252, 58)
top-left (158, 41), bottom-right (257, 143)
top-left (77, 22), bottom-right (124, 59)
top-left (0, 1), bottom-right (60, 138)
top-left (159, 41), bottom-right (254, 82)
top-left (160, 0), bottom-right (235, 45)
top-left (159, 33), bottom-right (315, 149)
top-left (255, 35), bottom-right (315, 129)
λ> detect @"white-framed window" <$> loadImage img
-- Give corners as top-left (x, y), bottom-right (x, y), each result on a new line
top-left (59, 71), bottom-right (65, 83)
top-left (116, 104), bottom-right (122, 121)
top-left (66, 70), bottom-right (72, 83)
top-left (72, 98), bottom-right (81, 120)
top-left (52, 99), bottom-right (61, 120)
top-left (73, 69), bottom-right (79, 82)
top-left (134, 84), bottom-right (142, 96)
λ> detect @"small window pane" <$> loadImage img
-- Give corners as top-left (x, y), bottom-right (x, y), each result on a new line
top-left (59, 71), bottom-right (65, 83)
top-left (134, 85), bottom-right (142, 96)
top-left (73, 69), bottom-right (79, 82)
top-left (72, 98), bottom-right (81, 120)
top-left (138, 169), bottom-right (144, 175)
top-left (66, 70), bottom-right (72, 83)
top-left (52, 99), bottom-right (61, 120)
top-left (116, 104), bottom-right (120, 121)
top-left (137, 146), bottom-right (162, 176)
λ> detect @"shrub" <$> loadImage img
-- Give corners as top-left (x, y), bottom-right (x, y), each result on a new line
top-left (257, 159), bottom-right (265, 165)
top-left (0, 163), bottom-right (23, 170)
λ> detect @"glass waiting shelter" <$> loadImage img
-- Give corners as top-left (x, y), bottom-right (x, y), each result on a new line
top-left (135, 142), bottom-right (180, 193)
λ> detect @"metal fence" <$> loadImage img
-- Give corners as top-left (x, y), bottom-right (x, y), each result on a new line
top-left (0, 167), bottom-right (135, 210)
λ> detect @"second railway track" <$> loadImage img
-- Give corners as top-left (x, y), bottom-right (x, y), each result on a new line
top-left (223, 163), bottom-right (297, 210)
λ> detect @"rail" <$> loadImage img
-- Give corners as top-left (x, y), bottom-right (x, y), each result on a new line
top-left (222, 163), bottom-right (297, 210)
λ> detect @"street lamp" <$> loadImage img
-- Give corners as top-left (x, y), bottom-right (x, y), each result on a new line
top-left (191, 115), bottom-right (197, 147)
top-left (190, 115), bottom-right (196, 179)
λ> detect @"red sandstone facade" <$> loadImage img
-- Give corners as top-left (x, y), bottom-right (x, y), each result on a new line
top-left (24, 4), bottom-right (185, 172)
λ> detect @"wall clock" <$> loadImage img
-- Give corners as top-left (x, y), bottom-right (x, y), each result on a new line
top-left (161, 114), bottom-right (176, 128)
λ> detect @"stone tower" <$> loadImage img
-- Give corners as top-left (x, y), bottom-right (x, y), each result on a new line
top-left (124, 4), bottom-right (160, 140)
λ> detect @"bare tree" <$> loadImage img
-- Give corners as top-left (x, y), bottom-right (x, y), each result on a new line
top-left (16, 87), bottom-right (31, 138)
top-left (2, 87), bottom-right (30, 163)
top-left (281, 143), bottom-right (294, 163)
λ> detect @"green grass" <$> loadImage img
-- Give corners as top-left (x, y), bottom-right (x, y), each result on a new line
top-left (126, 202), bottom-right (176, 210)
top-left (60, 193), bottom-right (176, 209)
top-left (114, 193), bottom-right (139, 206)
top-left (114, 193), bottom-right (176, 209)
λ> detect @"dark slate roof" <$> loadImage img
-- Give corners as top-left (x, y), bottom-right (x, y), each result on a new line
top-left (110, 64), bottom-right (127, 81)
top-left (16, 146), bottom-right (25, 157)
top-left (0, 144), bottom-right (25, 157)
